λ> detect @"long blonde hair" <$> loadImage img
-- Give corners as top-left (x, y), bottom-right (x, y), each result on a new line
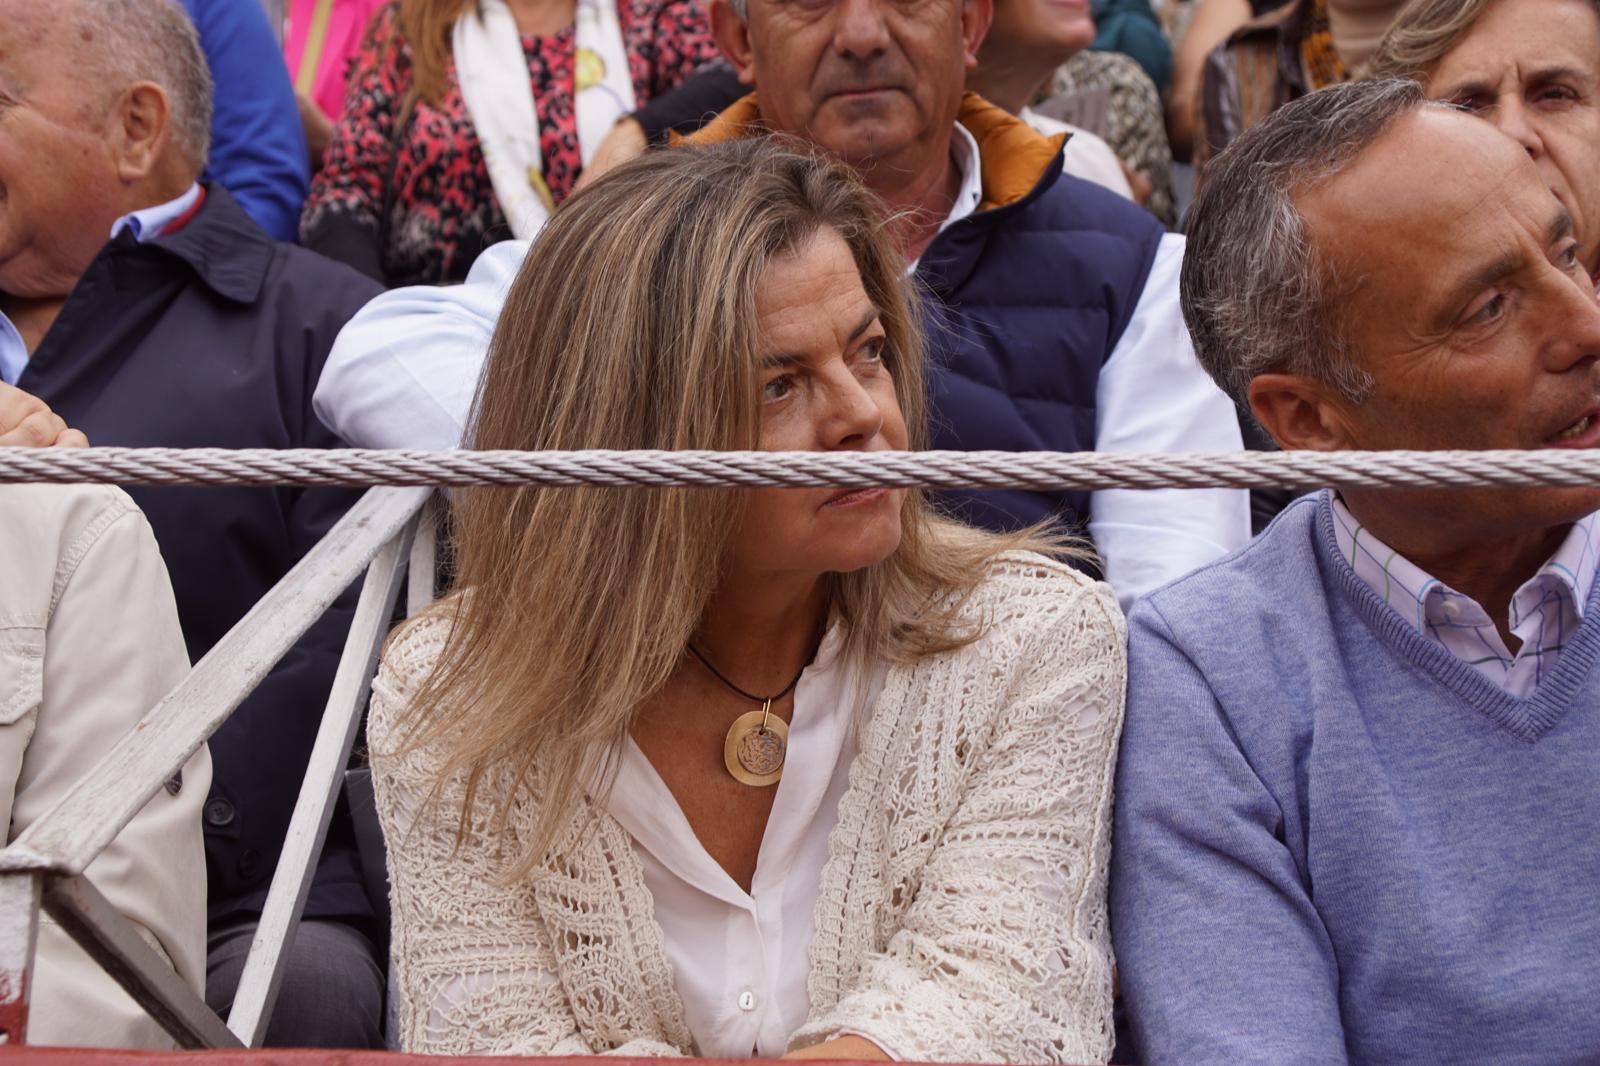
top-left (402, 137), bottom-right (1081, 877)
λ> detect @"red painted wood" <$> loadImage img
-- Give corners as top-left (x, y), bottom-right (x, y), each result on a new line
top-left (0, 1054), bottom-right (939, 1066)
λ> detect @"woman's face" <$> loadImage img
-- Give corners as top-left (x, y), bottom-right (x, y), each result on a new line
top-left (1425, 0), bottom-right (1600, 276)
top-left (725, 226), bottom-right (910, 582)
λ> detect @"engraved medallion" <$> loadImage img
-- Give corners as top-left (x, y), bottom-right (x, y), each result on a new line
top-left (723, 709), bottom-right (788, 787)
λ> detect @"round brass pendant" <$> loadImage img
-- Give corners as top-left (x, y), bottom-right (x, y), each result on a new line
top-left (723, 709), bottom-right (787, 787)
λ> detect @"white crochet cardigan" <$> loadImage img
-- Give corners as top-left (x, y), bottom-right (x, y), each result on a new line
top-left (367, 554), bottom-right (1126, 1063)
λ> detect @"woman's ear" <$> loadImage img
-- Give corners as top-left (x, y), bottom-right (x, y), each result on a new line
top-left (1248, 373), bottom-right (1362, 452)
top-left (111, 81), bottom-right (173, 183)
top-left (711, 1), bottom-right (757, 86)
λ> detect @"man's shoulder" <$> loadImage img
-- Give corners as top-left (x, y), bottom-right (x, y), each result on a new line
top-left (0, 484), bottom-right (143, 621)
top-left (1010, 167), bottom-right (1165, 244)
top-left (265, 243), bottom-right (386, 315)
top-left (1133, 493), bottom-right (1328, 636)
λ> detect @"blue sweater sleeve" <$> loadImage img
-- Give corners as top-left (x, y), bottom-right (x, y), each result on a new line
top-left (1111, 600), bottom-right (1349, 1066)
top-left (183, 0), bottom-right (310, 242)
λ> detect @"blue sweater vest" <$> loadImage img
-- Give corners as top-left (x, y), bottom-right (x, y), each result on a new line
top-left (914, 154), bottom-right (1165, 534)
top-left (1114, 491), bottom-right (1600, 1065)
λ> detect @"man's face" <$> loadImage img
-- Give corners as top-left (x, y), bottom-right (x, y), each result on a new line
top-left (733, 0), bottom-right (985, 172)
top-left (1425, 0), bottom-right (1600, 277)
top-left (1298, 108), bottom-right (1600, 535)
top-left (0, 1), bottom-right (122, 298)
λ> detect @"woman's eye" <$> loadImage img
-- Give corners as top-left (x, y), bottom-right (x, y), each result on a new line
top-left (1560, 243), bottom-right (1584, 271)
top-left (762, 375), bottom-right (794, 402)
top-left (1534, 84), bottom-right (1579, 106)
top-left (858, 338), bottom-right (886, 365)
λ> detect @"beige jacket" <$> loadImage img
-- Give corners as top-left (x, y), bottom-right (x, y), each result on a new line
top-left (0, 484), bottom-right (210, 1049)
top-left (370, 554), bottom-right (1127, 1063)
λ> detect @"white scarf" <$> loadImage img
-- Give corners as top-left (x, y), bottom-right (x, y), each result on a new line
top-left (452, 0), bottom-right (636, 240)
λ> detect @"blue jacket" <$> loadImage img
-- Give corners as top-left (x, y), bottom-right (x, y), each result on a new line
top-left (181, 0), bottom-right (310, 242)
top-left (17, 185), bottom-right (382, 926)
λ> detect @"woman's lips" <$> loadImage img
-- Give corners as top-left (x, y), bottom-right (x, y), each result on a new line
top-left (821, 487), bottom-right (889, 509)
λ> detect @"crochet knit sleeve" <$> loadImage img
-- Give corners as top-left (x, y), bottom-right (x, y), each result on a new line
top-left (794, 563), bottom-right (1128, 1064)
top-left (367, 611), bottom-right (682, 1058)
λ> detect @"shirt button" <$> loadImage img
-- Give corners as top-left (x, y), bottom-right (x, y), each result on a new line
top-left (1442, 600), bottom-right (1463, 620)
top-left (204, 798), bottom-right (235, 826)
top-left (737, 990), bottom-right (757, 1012)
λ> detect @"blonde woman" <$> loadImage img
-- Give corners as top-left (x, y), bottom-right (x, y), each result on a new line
top-left (367, 138), bottom-right (1126, 1063)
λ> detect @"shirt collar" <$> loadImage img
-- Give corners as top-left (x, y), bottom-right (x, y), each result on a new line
top-left (1330, 494), bottom-right (1600, 634)
top-left (109, 183), bottom-right (203, 243)
top-left (941, 122), bottom-right (985, 236)
top-left (906, 123), bottom-right (984, 276)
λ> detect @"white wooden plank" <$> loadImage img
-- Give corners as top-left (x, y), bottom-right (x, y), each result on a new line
top-left (41, 874), bottom-right (240, 1049)
top-left (0, 486), bottom-right (431, 878)
top-left (407, 493), bottom-right (439, 618)
top-left (226, 516), bottom-right (418, 1046)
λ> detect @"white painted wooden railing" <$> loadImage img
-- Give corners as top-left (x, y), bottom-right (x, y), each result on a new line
top-left (0, 486), bottom-right (439, 1049)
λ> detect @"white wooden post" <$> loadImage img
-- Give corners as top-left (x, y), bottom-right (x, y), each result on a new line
top-left (226, 512), bottom-right (420, 1045)
top-left (407, 493), bottom-right (440, 618)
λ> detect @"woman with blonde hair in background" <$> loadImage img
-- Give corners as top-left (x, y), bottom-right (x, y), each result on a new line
top-left (1368, 0), bottom-right (1600, 285)
top-left (366, 137), bottom-right (1127, 1063)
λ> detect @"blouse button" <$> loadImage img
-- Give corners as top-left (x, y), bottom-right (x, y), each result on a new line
top-left (737, 990), bottom-right (757, 1012)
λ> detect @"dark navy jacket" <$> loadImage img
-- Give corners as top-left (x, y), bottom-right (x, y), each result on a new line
top-left (913, 99), bottom-right (1165, 535)
top-left (15, 185), bottom-right (382, 928)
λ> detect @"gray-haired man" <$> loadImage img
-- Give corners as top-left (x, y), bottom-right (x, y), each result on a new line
top-left (1112, 79), bottom-right (1600, 1065)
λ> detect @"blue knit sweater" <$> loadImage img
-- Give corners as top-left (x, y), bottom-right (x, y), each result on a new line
top-left (1112, 491), bottom-right (1600, 1066)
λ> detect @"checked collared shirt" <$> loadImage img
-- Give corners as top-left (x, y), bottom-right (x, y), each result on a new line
top-left (1331, 496), bottom-right (1600, 698)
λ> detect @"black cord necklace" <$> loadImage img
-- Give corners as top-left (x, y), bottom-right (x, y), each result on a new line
top-left (688, 644), bottom-right (804, 787)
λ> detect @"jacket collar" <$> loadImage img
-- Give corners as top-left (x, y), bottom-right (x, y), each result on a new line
top-left (682, 91), bottom-right (1065, 215)
top-left (132, 183), bottom-right (275, 305)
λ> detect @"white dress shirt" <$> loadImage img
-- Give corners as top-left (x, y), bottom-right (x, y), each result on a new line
top-left (604, 627), bottom-right (885, 1058)
top-left (313, 129), bottom-right (1248, 608)
top-left (1331, 496), bottom-right (1600, 698)
top-left (0, 183), bottom-right (203, 386)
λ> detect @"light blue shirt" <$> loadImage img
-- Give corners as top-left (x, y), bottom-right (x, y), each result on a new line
top-left (0, 184), bottom-right (201, 386)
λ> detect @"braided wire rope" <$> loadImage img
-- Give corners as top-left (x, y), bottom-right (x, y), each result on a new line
top-left (2, 446), bottom-right (1599, 490)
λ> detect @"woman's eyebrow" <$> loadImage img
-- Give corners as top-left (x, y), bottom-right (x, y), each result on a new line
top-left (848, 308), bottom-right (881, 343)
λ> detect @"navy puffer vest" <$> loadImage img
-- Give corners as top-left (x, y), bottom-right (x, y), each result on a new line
top-left (915, 152), bottom-right (1165, 534)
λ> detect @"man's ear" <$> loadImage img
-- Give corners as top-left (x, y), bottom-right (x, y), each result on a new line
top-left (962, 0), bottom-right (994, 69)
top-left (111, 81), bottom-right (172, 182)
top-left (1248, 373), bottom-right (1362, 451)
top-left (712, 1), bottom-right (757, 86)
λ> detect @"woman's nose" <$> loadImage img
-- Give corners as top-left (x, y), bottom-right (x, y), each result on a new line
top-left (818, 374), bottom-right (884, 450)
top-left (1497, 97), bottom-right (1547, 158)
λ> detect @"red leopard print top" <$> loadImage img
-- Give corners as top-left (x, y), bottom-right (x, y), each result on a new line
top-left (300, 1), bottom-right (717, 287)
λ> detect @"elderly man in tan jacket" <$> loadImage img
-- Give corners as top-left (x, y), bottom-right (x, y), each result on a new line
top-left (1, 475), bottom-right (210, 1048)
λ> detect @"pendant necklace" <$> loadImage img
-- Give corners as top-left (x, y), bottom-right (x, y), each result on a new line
top-left (687, 644), bottom-right (805, 787)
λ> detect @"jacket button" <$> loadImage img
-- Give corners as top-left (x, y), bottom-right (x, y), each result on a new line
top-left (204, 798), bottom-right (234, 827)
top-left (237, 849), bottom-right (261, 880)
top-left (164, 772), bottom-right (182, 797)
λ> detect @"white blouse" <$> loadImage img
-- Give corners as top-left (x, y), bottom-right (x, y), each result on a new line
top-left (604, 626), bottom-right (882, 1058)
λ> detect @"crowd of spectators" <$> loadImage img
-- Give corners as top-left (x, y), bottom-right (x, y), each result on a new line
top-left (2, 0), bottom-right (1600, 1062)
